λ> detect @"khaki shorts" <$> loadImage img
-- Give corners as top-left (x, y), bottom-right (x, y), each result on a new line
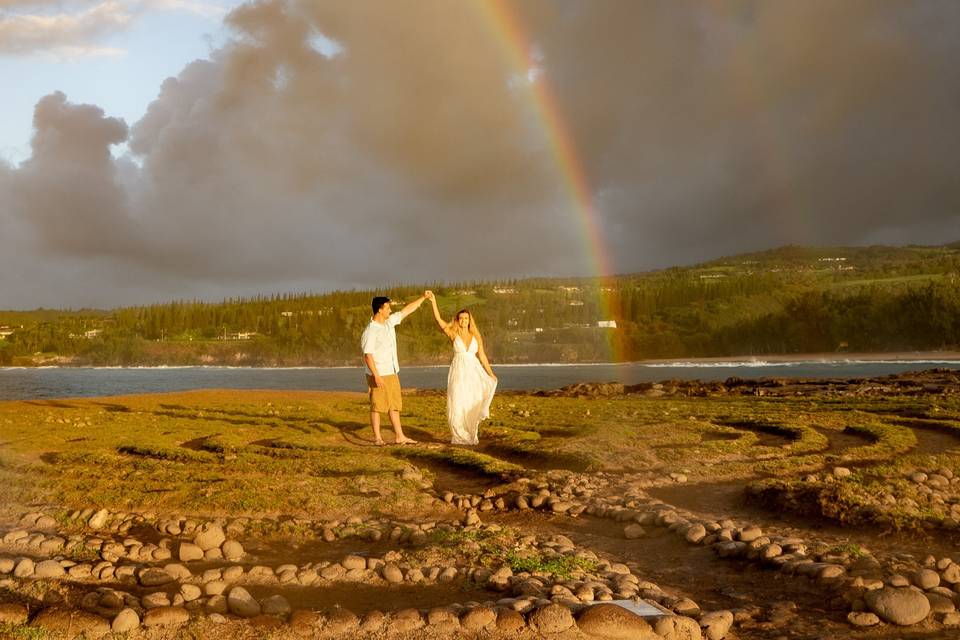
top-left (368, 374), bottom-right (402, 413)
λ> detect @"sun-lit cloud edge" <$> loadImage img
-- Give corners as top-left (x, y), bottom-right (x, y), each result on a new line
top-left (0, 0), bottom-right (231, 58)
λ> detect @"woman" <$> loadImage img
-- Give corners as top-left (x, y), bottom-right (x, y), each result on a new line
top-left (426, 291), bottom-right (497, 445)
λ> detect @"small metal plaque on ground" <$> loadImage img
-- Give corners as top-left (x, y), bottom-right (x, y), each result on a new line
top-left (599, 599), bottom-right (672, 618)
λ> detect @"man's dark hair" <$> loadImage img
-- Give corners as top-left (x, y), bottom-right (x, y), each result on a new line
top-left (372, 296), bottom-right (391, 314)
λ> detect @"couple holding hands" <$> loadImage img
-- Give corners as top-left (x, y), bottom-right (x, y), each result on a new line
top-left (361, 291), bottom-right (497, 446)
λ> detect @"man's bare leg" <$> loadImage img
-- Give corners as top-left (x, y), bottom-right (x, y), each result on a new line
top-left (371, 412), bottom-right (385, 445)
top-left (389, 410), bottom-right (416, 444)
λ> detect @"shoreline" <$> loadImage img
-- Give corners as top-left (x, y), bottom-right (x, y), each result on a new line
top-left (2, 351), bottom-right (960, 370)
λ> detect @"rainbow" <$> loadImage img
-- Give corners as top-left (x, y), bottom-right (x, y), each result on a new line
top-left (479, 0), bottom-right (624, 361)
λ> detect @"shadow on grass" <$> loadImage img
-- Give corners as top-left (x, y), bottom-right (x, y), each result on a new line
top-left (23, 400), bottom-right (79, 409)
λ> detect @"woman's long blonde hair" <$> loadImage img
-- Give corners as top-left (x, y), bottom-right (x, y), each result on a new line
top-left (449, 308), bottom-right (481, 340)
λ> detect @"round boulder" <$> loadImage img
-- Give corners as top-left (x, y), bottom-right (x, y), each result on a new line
top-left (865, 587), bottom-right (931, 626)
top-left (576, 603), bottom-right (658, 639)
top-left (193, 523), bottom-right (225, 551)
top-left (221, 540), bottom-right (244, 560)
top-left (227, 586), bottom-right (261, 618)
top-left (528, 603), bottom-right (575, 634)
top-left (143, 606), bottom-right (189, 627)
top-left (111, 608), bottom-right (140, 632)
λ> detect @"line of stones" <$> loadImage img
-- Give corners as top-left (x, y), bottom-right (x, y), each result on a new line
top-left (430, 469), bottom-right (960, 631)
top-left (0, 516), bottom-right (716, 639)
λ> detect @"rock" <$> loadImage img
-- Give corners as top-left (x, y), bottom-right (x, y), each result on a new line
top-left (222, 565), bottom-right (244, 581)
top-left (139, 567), bottom-right (175, 586)
top-left (914, 568), bottom-right (940, 590)
top-left (576, 603), bottom-right (658, 639)
top-left (942, 563), bottom-right (960, 584)
top-left (461, 606), bottom-right (497, 631)
top-left (653, 615), bottom-right (703, 640)
top-left (227, 586), bottom-right (261, 618)
top-left (389, 608), bottom-right (424, 632)
top-left (528, 603), bottom-right (575, 634)
top-left (737, 526), bottom-right (763, 542)
top-left (865, 587), bottom-right (931, 625)
top-left (320, 564), bottom-right (346, 580)
top-left (33, 559), bottom-right (65, 578)
top-left (143, 606), bottom-right (189, 627)
top-left (178, 542), bottom-right (204, 561)
top-left (290, 610), bottom-right (324, 636)
top-left (205, 596), bottom-right (228, 615)
top-left (342, 554), bottom-right (366, 570)
top-left (142, 592), bottom-right (171, 609)
top-left (13, 557), bottom-right (35, 578)
top-left (382, 563), bottom-right (404, 583)
top-left (847, 611), bottom-right (880, 627)
top-left (497, 607), bottom-right (527, 632)
top-left (88, 509), bottom-right (110, 530)
top-left (0, 603), bottom-right (29, 625)
top-left (112, 608), bottom-right (140, 632)
top-left (700, 610), bottom-right (734, 640)
top-left (205, 580), bottom-right (227, 596)
top-left (262, 595), bottom-right (291, 615)
top-left (193, 523), bottom-right (226, 551)
top-left (926, 592), bottom-right (956, 614)
top-left (427, 607), bottom-right (460, 631)
top-left (685, 524), bottom-right (707, 544)
top-left (32, 608), bottom-right (111, 638)
top-left (623, 524), bottom-right (646, 539)
top-left (833, 467), bottom-right (852, 478)
top-left (180, 584), bottom-right (202, 601)
top-left (672, 598), bottom-right (701, 617)
top-left (360, 610), bottom-right (386, 633)
top-left (222, 540), bottom-right (244, 560)
top-left (326, 608), bottom-right (359, 633)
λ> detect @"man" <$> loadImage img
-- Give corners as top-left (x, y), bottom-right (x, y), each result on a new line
top-left (361, 292), bottom-right (428, 445)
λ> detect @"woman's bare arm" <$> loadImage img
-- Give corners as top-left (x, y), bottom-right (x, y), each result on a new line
top-left (476, 335), bottom-right (497, 379)
top-left (428, 294), bottom-right (454, 338)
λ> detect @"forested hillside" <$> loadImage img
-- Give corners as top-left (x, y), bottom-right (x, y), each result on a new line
top-left (1, 244), bottom-right (958, 366)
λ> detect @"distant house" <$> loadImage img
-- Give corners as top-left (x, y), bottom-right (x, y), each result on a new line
top-left (568, 301), bottom-right (584, 306)
top-left (558, 285), bottom-right (581, 292)
top-left (280, 311), bottom-right (294, 317)
top-left (84, 329), bottom-right (102, 339)
top-left (493, 287), bottom-right (516, 294)
top-left (453, 290), bottom-right (477, 296)
top-left (535, 327), bottom-right (544, 333)
top-left (224, 332), bottom-right (257, 341)
top-left (0, 326), bottom-right (14, 340)
top-left (597, 320), bottom-right (617, 329)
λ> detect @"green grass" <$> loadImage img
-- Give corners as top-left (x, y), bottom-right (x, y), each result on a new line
top-left (0, 624), bottom-right (47, 640)
top-left (505, 550), bottom-right (599, 579)
top-left (2, 388), bottom-right (959, 525)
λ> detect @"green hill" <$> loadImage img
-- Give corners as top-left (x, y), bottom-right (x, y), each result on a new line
top-left (1, 243), bottom-right (958, 366)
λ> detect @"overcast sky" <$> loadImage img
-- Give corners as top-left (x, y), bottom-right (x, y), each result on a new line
top-left (1, 0), bottom-right (959, 310)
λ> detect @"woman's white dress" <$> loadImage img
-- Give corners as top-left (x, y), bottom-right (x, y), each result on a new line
top-left (447, 335), bottom-right (497, 445)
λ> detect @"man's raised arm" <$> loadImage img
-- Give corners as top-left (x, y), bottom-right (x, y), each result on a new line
top-left (398, 293), bottom-right (428, 319)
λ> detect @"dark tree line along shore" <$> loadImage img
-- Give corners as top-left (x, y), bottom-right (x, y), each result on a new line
top-left (1, 244), bottom-right (958, 366)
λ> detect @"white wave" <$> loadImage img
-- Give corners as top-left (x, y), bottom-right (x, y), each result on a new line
top-left (643, 359), bottom-right (960, 368)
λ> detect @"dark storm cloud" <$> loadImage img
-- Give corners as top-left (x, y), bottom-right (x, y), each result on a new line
top-left (2, 0), bottom-right (959, 308)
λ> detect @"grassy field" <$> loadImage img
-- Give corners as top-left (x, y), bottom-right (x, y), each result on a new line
top-left (2, 388), bottom-right (959, 528)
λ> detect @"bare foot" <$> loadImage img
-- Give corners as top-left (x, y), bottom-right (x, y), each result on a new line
top-left (373, 439), bottom-right (386, 446)
top-left (395, 437), bottom-right (418, 445)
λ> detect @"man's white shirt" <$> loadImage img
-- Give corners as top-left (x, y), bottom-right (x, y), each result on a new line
top-left (361, 312), bottom-right (403, 375)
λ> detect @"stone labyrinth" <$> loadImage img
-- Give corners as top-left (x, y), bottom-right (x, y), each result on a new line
top-left (2, 372), bottom-right (960, 639)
